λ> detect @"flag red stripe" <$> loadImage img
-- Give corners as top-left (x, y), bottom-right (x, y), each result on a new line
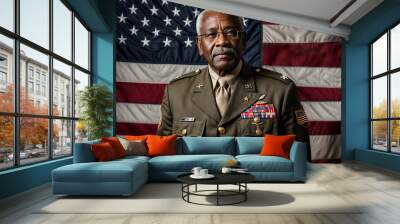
top-left (297, 87), bottom-right (341, 101)
top-left (308, 121), bottom-right (341, 135)
top-left (116, 122), bottom-right (158, 135)
top-left (262, 42), bottom-right (341, 67)
top-left (116, 82), bottom-right (166, 104)
top-left (116, 121), bottom-right (340, 136)
top-left (116, 82), bottom-right (340, 104)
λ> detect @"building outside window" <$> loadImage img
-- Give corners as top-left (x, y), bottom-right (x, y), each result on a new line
top-left (370, 22), bottom-right (400, 154)
top-left (0, 0), bottom-right (91, 170)
top-left (28, 81), bottom-right (34, 94)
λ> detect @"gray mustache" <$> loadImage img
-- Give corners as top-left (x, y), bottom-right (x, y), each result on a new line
top-left (212, 47), bottom-right (237, 57)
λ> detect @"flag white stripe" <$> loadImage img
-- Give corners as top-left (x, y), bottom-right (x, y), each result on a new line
top-left (117, 62), bottom-right (341, 88)
top-left (263, 24), bottom-right (342, 43)
top-left (116, 62), bottom-right (206, 83)
top-left (117, 103), bottom-right (161, 124)
top-left (302, 102), bottom-right (341, 121)
top-left (310, 135), bottom-right (342, 160)
top-left (116, 102), bottom-right (340, 123)
top-left (263, 66), bottom-right (341, 88)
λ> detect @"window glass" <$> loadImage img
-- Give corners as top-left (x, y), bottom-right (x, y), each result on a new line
top-left (53, 119), bottom-right (72, 158)
top-left (372, 33), bottom-right (387, 76)
top-left (0, 0), bottom-right (14, 31)
top-left (53, 0), bottom-right (72, 60)
top-left (75, 120), bottom-right (88, 143)
top-left (391, 24), bottom-right (400, 70)
top-left (20, 117), bottom-right (49, 165)
top-left (53, 59), bottom-right (72, 116)
top-left (372, 76), bottom-right (387, 119)
top-left (391, 72), bottom-right (400, 118)
top-left (74, 69), bottom-right (89, 118)
top-left (74, 18), bottom-right (89, 70)
top-left (20, 44), bottom-right (49, 115)
top-left (20, 0), bottom-right (49, 49)
top-left (391, 120), bottom-right (400, 153)
top-left (0, 116), bottom-right (13, 170)
top-left (372, 121), bottom-right (388, 151)
top-left (0, 35), bottom-right (14, 113)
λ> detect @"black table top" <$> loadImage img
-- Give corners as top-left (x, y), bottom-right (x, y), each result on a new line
top-left (177, 172), bottom-right (255, 185)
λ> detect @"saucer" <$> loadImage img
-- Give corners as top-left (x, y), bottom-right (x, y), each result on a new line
top-left (190, 174), bottom-right (215, 179)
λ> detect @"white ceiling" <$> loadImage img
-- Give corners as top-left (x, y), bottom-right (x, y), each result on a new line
top-left (168, 0), bottom-right (384, 38)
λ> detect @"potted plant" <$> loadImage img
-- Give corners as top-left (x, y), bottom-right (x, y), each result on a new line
top-left (79, 84), bottom-right (113, 140)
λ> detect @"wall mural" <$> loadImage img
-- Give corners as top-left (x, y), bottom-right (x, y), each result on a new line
top-left (115, 0), bottom-right (342, 162)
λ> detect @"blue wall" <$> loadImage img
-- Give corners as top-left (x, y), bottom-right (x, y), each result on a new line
top-left (0, 0), bottom-right (116, 200)
top-left (344, 0), bottom-right (400, 171)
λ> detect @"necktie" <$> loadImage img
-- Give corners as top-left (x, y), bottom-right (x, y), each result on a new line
top-left (215, 79), bottom-right (230, 116)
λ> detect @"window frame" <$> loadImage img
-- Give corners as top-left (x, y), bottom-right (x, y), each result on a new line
top-left (370, 20), bottom-right (400, 154)
top-left (0, 0), bottom-right (92, 171)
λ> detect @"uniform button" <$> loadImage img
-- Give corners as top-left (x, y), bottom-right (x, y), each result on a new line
top-left (218, 127), bottom-right (226, 134)
top-left (181, 129), bottom-right (187, 136)
top-left (256, 68), bottom-right (261, 72)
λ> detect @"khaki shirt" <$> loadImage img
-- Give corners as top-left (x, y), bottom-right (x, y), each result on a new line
top-left (157, 63), bottom-right (309, 142)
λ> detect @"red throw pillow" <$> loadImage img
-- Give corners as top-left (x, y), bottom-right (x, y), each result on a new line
top-left (260, 134), bottom-right (296, 159)
top-left (101, 137), bottom-right (127, 158)
top-left (91, 142), bottom-right (117, 161)
top-left (123, 135), bottom-right (149, 141)
top-left (146, 135), bottom-right (177, 157)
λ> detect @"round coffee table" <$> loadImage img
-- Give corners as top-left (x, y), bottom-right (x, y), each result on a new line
top-left (177, 172), bottom-right (255, 206)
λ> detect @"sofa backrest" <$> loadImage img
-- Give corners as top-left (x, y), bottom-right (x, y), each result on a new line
top-left (177, 137), bottom-right (236, 155)
top-left (73, 139), bottom-right (100, 163)
top-left (235, 137), bottom-right (263, 155)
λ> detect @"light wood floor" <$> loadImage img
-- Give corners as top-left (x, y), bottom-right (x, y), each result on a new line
top-left (1, 161), bottom-right (400, 224)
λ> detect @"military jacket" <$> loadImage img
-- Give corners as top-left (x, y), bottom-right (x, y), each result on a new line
top-left (157, 63), bottom-right (309, 142)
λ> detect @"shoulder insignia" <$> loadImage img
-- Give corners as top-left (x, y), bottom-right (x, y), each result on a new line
top-left (254, 67), bottom-right (293, 84)
top-left (170, 69), bottom-right (203, 83)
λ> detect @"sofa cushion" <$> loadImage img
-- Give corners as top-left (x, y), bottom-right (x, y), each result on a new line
top-left (148, 154), bottom-right (235, 172)
top-left (260, 134), bottom-right (296, 159)
top-left (53, 159), bottom-right (147, 183)
top-left (101, 137), bottom-right (127, 158)
top-left (178, 137), bottom-right (236, 155)
top-left (236, 155), bottom-right (293, 172)
top-left (147, 135), bottom-right (177, 157)
top-left (91, 142), bottom-right (118, 161)
top-left (235, 137), bottom-right (263, 155)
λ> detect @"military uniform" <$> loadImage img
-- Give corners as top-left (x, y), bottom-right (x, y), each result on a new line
top-left (157, 63), bottom-right (309, 142)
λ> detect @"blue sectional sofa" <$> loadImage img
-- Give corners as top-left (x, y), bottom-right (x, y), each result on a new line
top-left (52, 137), bottom-right (307, 196)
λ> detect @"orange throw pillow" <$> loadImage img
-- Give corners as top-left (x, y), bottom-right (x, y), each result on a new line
top-left (260, 134), bottom-right (296, 159)
top-left (101, 137), bottom-right (127, 158)
top-left (91, 142), bottom-right (117, 161)
top-left (123, 135), bottom-right (149, 141)
top-left (146, 135), bottom-right (177, 157)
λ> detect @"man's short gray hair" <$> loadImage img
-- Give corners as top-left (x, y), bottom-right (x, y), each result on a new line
top-left (195, 10), bottom-right (244, 35)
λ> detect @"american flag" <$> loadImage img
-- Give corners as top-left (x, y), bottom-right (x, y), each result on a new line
top-left (116, 0), bottom-right (342, 162)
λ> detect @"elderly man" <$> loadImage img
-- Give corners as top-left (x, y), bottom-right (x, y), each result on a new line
top-left (157, 10), bottom-right (308, 142)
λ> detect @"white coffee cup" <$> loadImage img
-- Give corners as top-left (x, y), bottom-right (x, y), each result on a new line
top-left (221, 167), bottom-right (232, 174)
top-left (191, 167), bottom-right (202, 176)
top-left (200, 169), bottom-right (208, 176)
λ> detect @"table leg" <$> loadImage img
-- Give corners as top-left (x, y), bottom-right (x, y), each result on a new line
top-left (217, 184), bottom-right (219, 206)
top-left (195, 184), bottom-right (197, 192)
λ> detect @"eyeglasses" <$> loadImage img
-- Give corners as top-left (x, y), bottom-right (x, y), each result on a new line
top-left (197, 28), bottom-right (242, 40)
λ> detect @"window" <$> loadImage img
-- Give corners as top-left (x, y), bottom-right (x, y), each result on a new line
top-left (42, 85), bottom-right (46, 97)
top-left (28, 81), bottom-right (34, 94)
top-left (28, 67), bottom-right (34, 80)
top-left (0, 0), bottom-right (91, 170)
top-left (0, 54), bottom-right (7, 86)
top-left (371, 23), bottom-right (400, 154)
